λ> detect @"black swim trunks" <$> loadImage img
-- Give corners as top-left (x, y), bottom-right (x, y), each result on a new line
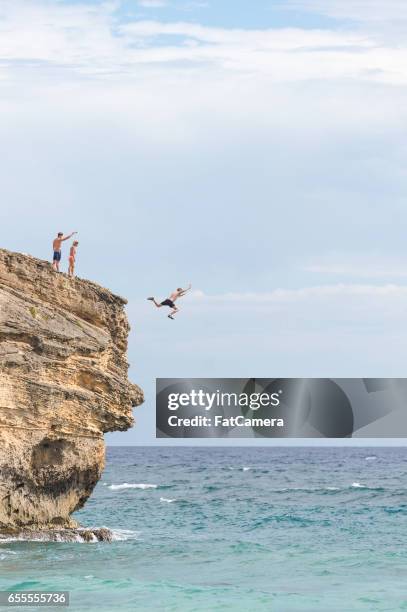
top-left (53, 250), bottom-right (61, 262)
top-left (161, 299), bottom-right (175, 308)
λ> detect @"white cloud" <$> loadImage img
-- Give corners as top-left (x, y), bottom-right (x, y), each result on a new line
top-left (283, 0), bottom-right (407, 24)
top-left (282, 0), bottom-right (407, 44)
top-left (0, 1), bottom-right (406, 85)
top-left (190, 285), bottom-right (407, 303)
top-left (120, 19), bottom-right (373, 47)
top-left (184, 284), bottom-right (407, 337)
top-left (303, 254), bottom-right (407, 279)
top-left (118, 21), bottom-right (407, 84)
top-left (185, 285), bottom-right (407, 331)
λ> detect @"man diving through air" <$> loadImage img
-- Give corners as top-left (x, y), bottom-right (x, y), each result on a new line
top-left (148, 284), bottom-right (192, 319)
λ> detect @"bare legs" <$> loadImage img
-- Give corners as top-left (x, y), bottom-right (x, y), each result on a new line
top-left (148, 298), bottom-right (162, 307)
top-left (148, 298), bottom-right (180, 319)
top-left (68, 260), bottom-right (75, 277)
top-left (168, 307), bottom-right (179, 320)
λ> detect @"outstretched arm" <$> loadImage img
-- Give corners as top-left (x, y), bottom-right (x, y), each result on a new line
top-left (62, 231), bottom-right (77, 242)
top-left (179, 283), bottom-right (192, 296)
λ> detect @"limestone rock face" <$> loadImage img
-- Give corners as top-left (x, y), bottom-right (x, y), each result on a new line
top-left (0, 249), bottom-right (143, 530)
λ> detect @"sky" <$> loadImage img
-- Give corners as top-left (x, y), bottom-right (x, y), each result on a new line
top-left (0, 0), bottom-right (406, 445)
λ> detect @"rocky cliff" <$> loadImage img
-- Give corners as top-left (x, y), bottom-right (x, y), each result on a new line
top-left (0, 249), bottom-right (143, 533)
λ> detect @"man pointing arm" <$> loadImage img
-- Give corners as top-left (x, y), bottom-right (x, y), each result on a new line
top-left (52, 231), bottom-right (77, 271)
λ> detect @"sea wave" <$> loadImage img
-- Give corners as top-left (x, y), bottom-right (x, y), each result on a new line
top-left (259, 484), bottom-right (384, 494)
top-left (268, 486), bottom-right (340, 493)
top-left (0, 526), bottom-right (140, 544)
top-left (0, 531), bottom-right (98, 543)
top-left (0, 549), bottom-right (17, 560)
top-left (160, 497), bottom-right (176, 503)
top-left (227, 467), bottom-right (252, 471)
top-left (110, 529), bottom-right (141, 541)
top-left (108, 483), bottom-right (158, 490)
top-left (349, 482), bottom-right (385, 491)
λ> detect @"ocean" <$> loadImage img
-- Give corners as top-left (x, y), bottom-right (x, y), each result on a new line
top-left (0, 446), bottom-right (406, 611)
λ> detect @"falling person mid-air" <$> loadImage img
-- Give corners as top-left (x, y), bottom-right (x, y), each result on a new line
top-left (68, 240), bottom-right (79, 278)
top-left (52, 231), bottom-right (77, 271)
top-left (148, 284), bottom-right (192, 319)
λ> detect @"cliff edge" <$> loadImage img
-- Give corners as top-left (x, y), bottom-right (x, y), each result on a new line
top-left (0, 249), bottom-right (143, 531)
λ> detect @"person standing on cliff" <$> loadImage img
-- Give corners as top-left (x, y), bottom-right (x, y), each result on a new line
top-left (52, 231), bottom-right (77, 271)
top-left (147, 284), bottom-right (192, 319)
top-left (68, 240), bottom-right (79, 278)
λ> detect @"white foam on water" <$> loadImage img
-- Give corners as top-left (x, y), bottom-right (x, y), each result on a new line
top-left (278, 487), bottom-right (307, 491)
top-left (0, 550), bottom-right (17, 560)
top-left (0, 534), bottom-right (54, 543)
top-left (365, 456), bottom-right (377, 461)
top-left (1, 529), bottom-right (110, 544)
top-left (271, 485), bottom-right (342, 493)
top-left (160, 497), bottom-right (176, 503)
top-left (351, 482), bottom-right (366, 488)
top-left (0, 533), bottom-right (85, 543)
top-left (242, 467), bottom-right (251, 471)
top-left (108, 483), bottom-right (158, 490)
top-left (110, 529), bottom-right (141, 541)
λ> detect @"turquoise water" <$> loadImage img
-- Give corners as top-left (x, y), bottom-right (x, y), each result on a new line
top-left (1, 447), bottom-right (407, 611)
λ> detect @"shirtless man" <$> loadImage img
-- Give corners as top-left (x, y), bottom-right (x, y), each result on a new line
top-left (148, 284), bottom-right (192, 319)
top-left (52, 231), bottom-right (77, 271)
top-left (68, 240), bottom-right (79, 278)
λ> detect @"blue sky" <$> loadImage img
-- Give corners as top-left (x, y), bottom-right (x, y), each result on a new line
top-left (106, 0), bottom-right (341, 29)
top-left (0, 0), bottom-right (406, 444)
